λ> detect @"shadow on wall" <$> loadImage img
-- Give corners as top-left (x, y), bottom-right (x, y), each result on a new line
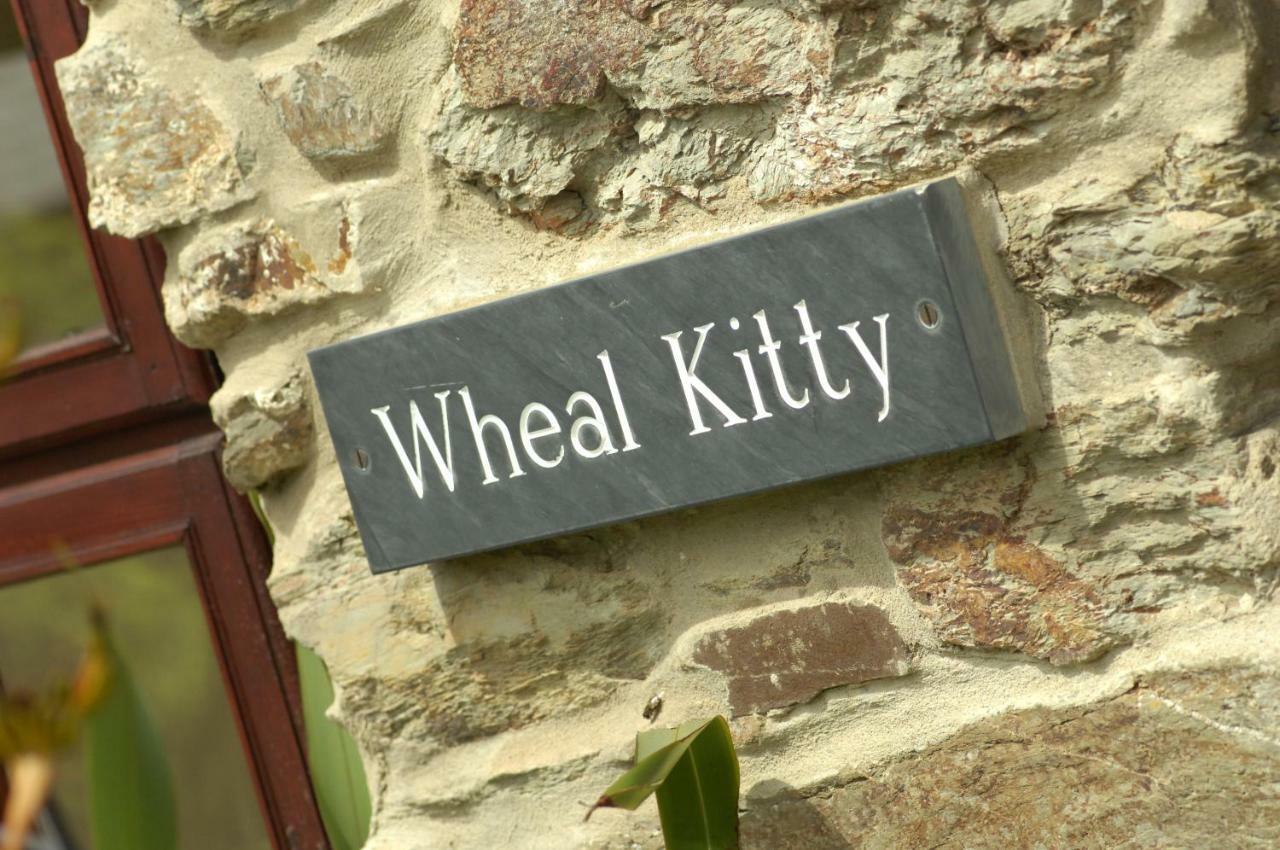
top-left (416, 468), bottom-right (907, 743)
top-left (739, 783), bottom-right (851, 850)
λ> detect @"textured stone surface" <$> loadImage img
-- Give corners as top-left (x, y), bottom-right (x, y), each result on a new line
top-left (163, 189), bottom-right (374, 348)
top-left (426, 85), bottom-right (618, 215)
top-left (55, 40), bottom-right (252, 237)
top-left (175, 0), bottom-right (309, 37)
top-left (740, 667), bottom-right (1280, 849)
top-left (260, 62), bottom-right (390, 160)
top-left (692, 602), bottom-right (909, 715)
top-left (882, 443), bottom-right (1119, 666)
top-left (429, 0), bottom-right (1158, 227)
top-left (57, 0), bottom-right (1280, 847)
top-left (213, 371), bottom-right (314, 491)
top-left (453, 0), bottom-right (832, 110)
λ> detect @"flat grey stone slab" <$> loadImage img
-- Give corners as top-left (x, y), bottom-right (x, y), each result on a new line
top-left (309, 178), bottom-right (1033, 573)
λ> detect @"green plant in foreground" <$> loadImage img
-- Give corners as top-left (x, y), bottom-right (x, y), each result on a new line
top-left (84, 623), bottom-right (177, 850)
top-left (251, 492), bottom-right (372, 850)
top-left (589, 716), bottom-right (740, 850)
top-left (297, 643), bottom-right (372, 850)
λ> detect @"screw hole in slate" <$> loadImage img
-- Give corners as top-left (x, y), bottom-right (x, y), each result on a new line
top-left (917, 300), bottom-right (941, 329)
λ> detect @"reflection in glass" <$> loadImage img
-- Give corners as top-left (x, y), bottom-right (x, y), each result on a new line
top-left (0, 6), bottom-right (102, 357)
top-left (0, 548), bottom-right (272, 850)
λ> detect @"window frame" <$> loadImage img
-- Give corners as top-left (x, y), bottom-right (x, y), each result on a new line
top-left (0, 0), bottom-right (214, 457)
top-left (0, 2), bottom-right (332, 848)
top-left (0, 429), bottom-right (329, 850)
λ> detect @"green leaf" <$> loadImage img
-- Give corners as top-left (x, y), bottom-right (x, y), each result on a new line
top-left (85, 629), bottom-right (177, 850)
top-left (591, 716), bottom-right (740, 850)
top-left (245, 490), bottom-right (275, 546)
top-left (297, 643), bottom-right (371, 850)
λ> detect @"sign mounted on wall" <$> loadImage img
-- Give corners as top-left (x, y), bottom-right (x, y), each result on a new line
top-left (309, 178), bottom-right (1036, 573)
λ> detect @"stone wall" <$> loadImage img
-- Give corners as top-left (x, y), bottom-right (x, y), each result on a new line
top-left (59, 0), bottom-right (1279, 847)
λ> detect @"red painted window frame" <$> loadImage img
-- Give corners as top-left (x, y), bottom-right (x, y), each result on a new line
top-left (0, 3), bottom-right (331, 848)
top-left (0, 0), bottom-right (215, 457)
top-left (0, 427), bottom-right (330, 850)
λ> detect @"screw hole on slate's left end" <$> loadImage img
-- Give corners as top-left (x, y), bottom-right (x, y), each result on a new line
top-left (917, 300), bottom-right (941, 329)
top-left (353, 447), bottom-right (371, 472)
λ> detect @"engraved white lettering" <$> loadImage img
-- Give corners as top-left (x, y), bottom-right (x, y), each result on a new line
top-left (566, 391), bottom-right (618, 459)
top-left (660, 324), bottom-right (748, 436)
top-left (519, 402), bottom-right (564, 469)
top-left (795, 299), bottom-right (850, 401)
top-left (370, 392), bottom-right (456, 498)
top-left (839, 313), bottom-right (891, 422)
top-left (753, 310), bottom-right (810, 410)
top-left (598, 350), bottom-right (641, 452)
top-left (459, 387), bottom-right (527, 484)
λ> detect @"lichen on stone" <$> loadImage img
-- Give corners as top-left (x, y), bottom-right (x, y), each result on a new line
top-left (55, 39), bottom-right (253, 237)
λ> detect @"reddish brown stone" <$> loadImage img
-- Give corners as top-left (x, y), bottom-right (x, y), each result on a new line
top-left (693, 602), bottom-right (909, 716)
top-left (882, 444), bottom-right (1117, 665)
top-left (451, 0), bottom-right (830, 110)
top-left (453, 0), bottom-right (649, 109)
top-left (192, 223), bottom-right (313, 299)
top-left (165, 217), bottom-right (362, 348)
top-left (528, 191), bottom-right (585, 232)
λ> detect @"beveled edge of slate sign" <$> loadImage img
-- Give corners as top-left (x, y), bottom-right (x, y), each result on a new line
top-left (309, 177), bottom-right (1040, 572)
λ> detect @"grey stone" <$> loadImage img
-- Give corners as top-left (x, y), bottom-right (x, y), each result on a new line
top-left (260, 62), bottom-right (390, 160)
top-left (55, 40), bottom-right (253, 238)
top-left (309, 178), bottom-right (1035, 572)
top-left (213, 372), bottom-right (314, 491)
top-left (175, 0), bottom-right (309, 38)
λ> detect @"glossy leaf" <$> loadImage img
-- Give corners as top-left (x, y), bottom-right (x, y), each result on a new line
top-left (246, 490), bottom-right (275, 546)
top-left (297, 643), bottom-right (371, 850)
top-left (85, 627), bottom-right (177, 850)
top-left (591, 716), bottom-right (740, 850)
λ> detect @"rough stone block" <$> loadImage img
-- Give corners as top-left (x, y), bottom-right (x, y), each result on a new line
top-left (55, 39), bottom-right (253, 238)
top-left (212, 371), bottom-right (314, 491)
top-left (693, 602), bottom-right (910, 716)
top-left (260, 61), bottom-right (391, 160)
top-left (739, 667), bottom-right (1280, 848)
top-left (881, 443), bottom-right (1118, 666)
top-left (453, 0), bottom-right (832, 111)
top-left (164, 187), bottom-right (377, 348)
top-left (175, 0), bottom-right (309, 38)
top-left (427, 81), bottom-right (618, 212)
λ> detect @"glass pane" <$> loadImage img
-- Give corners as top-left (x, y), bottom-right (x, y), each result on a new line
top-left (0, 6), bottom-right (102, 357)
top-left (0, 548), bottom-right (272, 850)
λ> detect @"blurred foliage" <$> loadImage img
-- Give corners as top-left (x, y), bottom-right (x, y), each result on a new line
top-left (0, 550), bottom-right (271, 850)
top-left (85, 627), bottom-right (177, 850)
top-left (297, 644), bottom-right (372, 850)
top-left (0, 611), bottom-right (108, 850)
top-left (0, 213), bottom-right (100, 354)
top-left (0, 7), bottom-right (20, 53)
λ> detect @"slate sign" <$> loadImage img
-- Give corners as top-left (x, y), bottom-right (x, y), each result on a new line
top-left (309, 179), bottom-right (1032, 573)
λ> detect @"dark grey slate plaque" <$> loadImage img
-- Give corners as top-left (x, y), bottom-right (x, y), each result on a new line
top-left (309, 178), bottom-right (1032, 573)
